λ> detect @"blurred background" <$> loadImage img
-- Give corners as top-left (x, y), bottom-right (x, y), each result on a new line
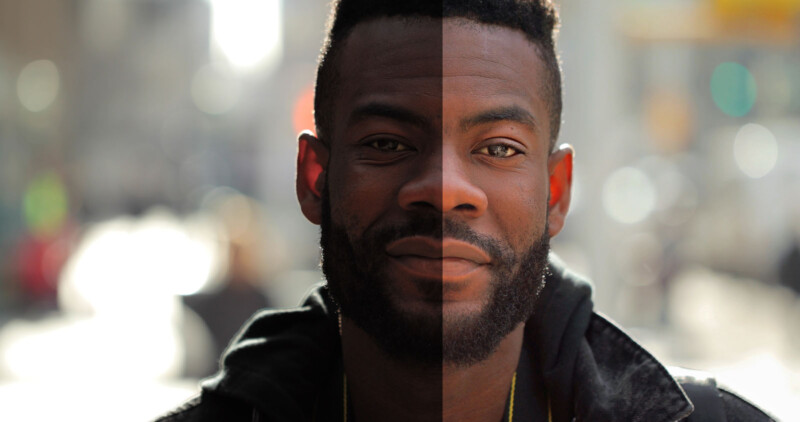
top-left (0, 0), bottom-right (798, 420)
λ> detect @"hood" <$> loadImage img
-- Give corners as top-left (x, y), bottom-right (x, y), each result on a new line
top-left (528, 254), bottom-right (693, 422)
top-left (201, 284), bottom-right (341, 421)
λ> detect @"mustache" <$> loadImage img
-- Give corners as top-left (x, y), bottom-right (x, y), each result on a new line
top-left (362, 213), bottom-right (511, 264)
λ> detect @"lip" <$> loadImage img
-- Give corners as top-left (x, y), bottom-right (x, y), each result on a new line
top-left (385, 236), bottom-right (491, 280)
top-left (386, 236), bottom-right (491, 264)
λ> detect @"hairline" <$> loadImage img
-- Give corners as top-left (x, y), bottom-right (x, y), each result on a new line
top-left (315, 15), bottom-right (562, 153)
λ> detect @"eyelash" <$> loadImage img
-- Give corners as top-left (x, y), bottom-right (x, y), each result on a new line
top-left (366, 137), bottom-right (411, 152)
top-left (475, 142), bottom-right (523, 158)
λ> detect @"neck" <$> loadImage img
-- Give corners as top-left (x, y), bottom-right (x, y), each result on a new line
top-left (341, 318), bottom-right (525, 422)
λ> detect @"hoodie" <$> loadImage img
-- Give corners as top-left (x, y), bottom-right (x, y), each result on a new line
top-left (156, 256), bottom-right (774, 421)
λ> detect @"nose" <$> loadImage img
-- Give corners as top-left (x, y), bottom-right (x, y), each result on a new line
top-left (397, 149), bottom-right (488, 217)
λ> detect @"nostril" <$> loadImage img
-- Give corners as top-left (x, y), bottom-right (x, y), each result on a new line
top-left (409, 201), bottom-right (438, 211)
top-left (454, 204), bottom-right (476, 212)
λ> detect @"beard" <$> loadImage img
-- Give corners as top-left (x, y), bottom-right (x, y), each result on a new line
top-left (320, 187), bottom-right (550, 367)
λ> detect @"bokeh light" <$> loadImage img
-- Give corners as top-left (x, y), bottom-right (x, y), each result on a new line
top-left (210, 0), bottom-right (283, 71)
top-left (22, 172), bottom-right (68, 236)
top-left (602, 167), bottom-right (656, 224)
top-left (16, 60), bottom-right (60, 112)
top-left (59, 211), bottom-right (224, 313)
top-left (710, 62), bottom-right (757, 117)
top-left (733, 123), bottom-right (778, 179)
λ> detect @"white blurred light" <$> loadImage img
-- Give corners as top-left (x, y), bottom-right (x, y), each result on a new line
top-left (602, 167), bottom-right (656, 224)
top-left (190, 64), bottom-right (242, 115)
top-left (211, 0), bottom-right (283, 71)
top-left (61, 211), bottom-right (221, 312)
top-left (16, 60), bottom-right (60, 112)
top-left (0, 380), bottom-right (198, 422)
top-left (0, 210), bottom-right (228, 392)
top-left (1, 317), bottom-right (180, 381)
top-left (0, 210), bottom-right (225, 382)
top-left (734, 123), bottom-right (778, 179)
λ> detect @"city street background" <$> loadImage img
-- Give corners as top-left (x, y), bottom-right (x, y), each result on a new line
top-left (0, 0), bottom-right (798, 420)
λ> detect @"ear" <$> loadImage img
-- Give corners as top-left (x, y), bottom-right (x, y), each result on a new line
top-left (296, 131), bottom-right (329, 225)
top-left (547, 144), bottom-right (573, 238)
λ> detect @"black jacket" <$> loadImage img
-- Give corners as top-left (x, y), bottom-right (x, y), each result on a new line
top-left (156, 257), bottom-right (774, 421)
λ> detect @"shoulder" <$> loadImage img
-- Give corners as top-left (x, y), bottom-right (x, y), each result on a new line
top-left (154, 391), bottom-right (258, 422)
top-left (669, 366), bottom-right (776, 421)
top-left (153, 395), bottom-right (203, 422)
top-left (155, 284), bottom-right (339, 422)
top-left (583, 313), bottom-right (775, 421)
top-left (717, 389), bottom-right (776, 422)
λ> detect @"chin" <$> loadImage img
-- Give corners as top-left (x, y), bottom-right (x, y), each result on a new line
top-left (441, 300), bottom-right (484, 322)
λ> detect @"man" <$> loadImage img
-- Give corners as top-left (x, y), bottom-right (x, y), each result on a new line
top-left (159, 0), bottom-right (773, 420)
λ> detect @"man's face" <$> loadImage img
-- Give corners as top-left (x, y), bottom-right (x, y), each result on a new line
top-left (311, 18), bottom-right (565, 365)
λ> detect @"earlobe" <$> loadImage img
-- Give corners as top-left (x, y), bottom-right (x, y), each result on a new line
top-left (547, 144), bottom-right (574, 238)
top-left (296, 131), bottom-right (329, 225)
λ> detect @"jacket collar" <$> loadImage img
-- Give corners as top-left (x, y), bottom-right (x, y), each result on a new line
top-left (529, 256), bottom-right (694, 422)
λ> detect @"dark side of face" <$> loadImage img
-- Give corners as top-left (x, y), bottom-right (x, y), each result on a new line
top-left (299, 17), bottom-right (571, 366)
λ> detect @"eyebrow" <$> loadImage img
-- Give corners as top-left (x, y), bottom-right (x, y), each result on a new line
top-left (346, 102), bottom-right (431, 130)
top-left (460, 105), bottom-right (538, 132)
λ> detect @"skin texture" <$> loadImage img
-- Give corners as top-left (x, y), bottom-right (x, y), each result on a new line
top-left (296, 18), bottom-right (573, 422)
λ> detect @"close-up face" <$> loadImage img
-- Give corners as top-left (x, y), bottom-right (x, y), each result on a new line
top-left (300, 17), bottom-right (571, 365)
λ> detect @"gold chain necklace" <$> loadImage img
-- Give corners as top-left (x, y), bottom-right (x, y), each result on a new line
top-left (343, 372), bottom-right (552, 422)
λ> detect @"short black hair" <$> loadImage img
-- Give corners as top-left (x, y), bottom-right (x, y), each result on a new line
top-left (313, 0), bottom-right (562, 149)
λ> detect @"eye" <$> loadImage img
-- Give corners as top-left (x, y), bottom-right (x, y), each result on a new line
top-left (368, 138), bottom-right (410, 152)
top-left (476, 144), bottom-right (521, 158)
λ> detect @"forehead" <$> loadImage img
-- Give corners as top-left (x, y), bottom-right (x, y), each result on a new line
top-left (333, 17), bottom-right (549, 137)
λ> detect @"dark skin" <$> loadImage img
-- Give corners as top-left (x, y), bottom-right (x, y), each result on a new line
top-left (297, 18), bottom-right (573, 422)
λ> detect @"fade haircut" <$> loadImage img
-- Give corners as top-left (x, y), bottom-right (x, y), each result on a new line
top-left (313, 0), bottom-right (562, 149)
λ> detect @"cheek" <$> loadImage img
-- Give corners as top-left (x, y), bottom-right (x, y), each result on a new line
top-left (328, 162), bottom-right (397, 234)
top-left (487, 175), bottom-right (549, 250)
